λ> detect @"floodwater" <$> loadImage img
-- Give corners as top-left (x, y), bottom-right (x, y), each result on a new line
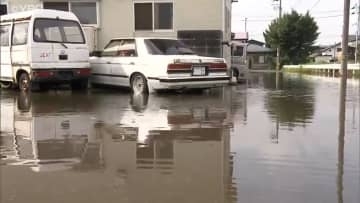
top-left (0, 72), bottom-right (359, 203)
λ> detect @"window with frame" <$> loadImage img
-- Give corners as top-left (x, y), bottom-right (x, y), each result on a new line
top-left (233, 46), bottom-right (244, 57)
top-left (102, 39), bottom-right (137, 57)
top-left (0, 25), bottom-right (10, 46)
top-left (0, 4), bottom-right (7, 15)
top-left (259, 55), bottom-right (265, 64)
top-left (43, 1), bottom-right (98, 25)
top-left (33, 19), bottom-right (85, 43)
top-left (43, 2), bottom-right (69, 11)
top-left (136, 140), bottom-right (174, 160)
top-left (134, 2), bottom-right (173, 31)
top-left (12, 23), bottom-right (29, 45)
top-left (178, 30), bottom-right (223, 57)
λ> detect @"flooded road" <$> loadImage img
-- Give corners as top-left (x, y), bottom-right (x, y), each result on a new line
top-left (1, 73), bottom-right (359, 203)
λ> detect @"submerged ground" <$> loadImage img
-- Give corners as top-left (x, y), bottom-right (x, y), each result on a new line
top-left (1, 72), bottom-right (359, 203)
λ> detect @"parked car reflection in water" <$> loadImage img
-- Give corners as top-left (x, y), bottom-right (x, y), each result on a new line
top-left (90, 38), bottom-right (230, 94)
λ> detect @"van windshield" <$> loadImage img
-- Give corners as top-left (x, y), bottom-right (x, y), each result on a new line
top-left (33, 18), bottom-right (85, 44)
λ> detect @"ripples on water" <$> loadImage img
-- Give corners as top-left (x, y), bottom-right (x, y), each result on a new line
top-left (0, 73), bottom-right (359, 203)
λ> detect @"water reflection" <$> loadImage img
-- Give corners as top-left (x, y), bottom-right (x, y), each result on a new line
top-left (98, 122), bottom-right (235, 202)
top-left (337, 74), bottom-right (347, 203)
top-left (1, 92), bottom-right (95, 172)
top-left (0, 91), bottom-right (237, 203)
top-left (231, 73), bottom-right (359, 203)
top-left (1, 73), bottom-right (359, 203)
top-left (263, 73), bottom-right (315, 128)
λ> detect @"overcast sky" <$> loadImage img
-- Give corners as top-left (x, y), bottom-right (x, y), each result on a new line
top-left (232, 0), bottom-right (358, 45)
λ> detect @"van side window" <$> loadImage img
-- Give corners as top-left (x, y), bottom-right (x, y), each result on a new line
top-left (12, 23), bottom-right (29, 45)
top-left (0, 25), bottom-right (10, 46)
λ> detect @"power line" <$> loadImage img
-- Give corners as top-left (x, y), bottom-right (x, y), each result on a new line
top-left (234, 14), bottom-right (343, 22)
top-left (310, 0), bottom-right (322, 11)
top-left (232, 9), bottom-right (342, 18)
top-left (316, 14), bottom-right (343, 19)
top-left (314, 9), bottom-right (342, 14)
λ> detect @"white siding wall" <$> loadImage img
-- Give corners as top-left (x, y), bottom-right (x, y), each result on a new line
top-left (175, 0), bottom-right (223, 30)
top-left (6, 0), bottom-right (41, 13)
top-left (7, 0), bottom-right (231, 56)
top-left (100, 0), bottom-right (227, 49)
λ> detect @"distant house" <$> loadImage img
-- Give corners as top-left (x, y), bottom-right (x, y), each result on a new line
top-left (246, 43), bottom-right (274, 69)
top-left (313, 35), bottom-right (359, 63)
top-left (231, 38), bottom-right (275, 70)
top-left (247, 39), bottom-right (266, 47)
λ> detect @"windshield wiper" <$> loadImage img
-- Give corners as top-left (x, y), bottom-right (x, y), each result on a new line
top-left (42, 40), bottom-right (68, 49)
top-left (59, 42), bottom-right (68, 49)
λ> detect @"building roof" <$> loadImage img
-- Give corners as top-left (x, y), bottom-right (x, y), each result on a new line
top-left (247, 44), bottom-right (274, 53)
top-left (0, 9), bottom-right (78, 23)
top-left (231, 40), bottom-right (274, 53)
top-left (248, 39), bottom-right (266, 47)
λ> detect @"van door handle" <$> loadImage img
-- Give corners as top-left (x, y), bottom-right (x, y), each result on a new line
top-left (130, 62), bottom-right (135, 65)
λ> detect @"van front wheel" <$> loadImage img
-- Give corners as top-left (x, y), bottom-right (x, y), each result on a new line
top-left (0, 81), bottom-right (13, 89)
top-left (71, 79), bottom-right (88, 90)
top-left (18, 73), bottom-right (31, 92)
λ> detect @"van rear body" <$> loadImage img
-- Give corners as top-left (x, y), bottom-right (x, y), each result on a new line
top-left (0, 9), bottom-right (90, 91)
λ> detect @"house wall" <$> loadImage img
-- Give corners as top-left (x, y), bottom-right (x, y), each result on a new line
top-left (248, 53), bottom-right (273, 70)
top-left (5, 0), bottom-right (231, 60)
top-left (100, 0), bottom-right (228, 53)
top-left (4, 0), bottom-right (41, 13)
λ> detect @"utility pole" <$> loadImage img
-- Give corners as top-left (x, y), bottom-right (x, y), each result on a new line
top-left (355, 0), bottom-right (360, 63)
top-left (337, 2), bottom-right (350, 203)
top-left (341, 0), bottom-right (350, 78)
top-left (274, 0), bottom-right (282, 71)
top-left (245, 17), bottom-right (247, 33)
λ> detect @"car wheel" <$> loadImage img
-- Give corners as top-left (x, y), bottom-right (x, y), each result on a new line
top-left (131, 73), bottom-right (148, 94)
top-left (18, 73), bottom-right (31, 92)
top-left (71, 79), bottom-right (88, 90)
top-left (0, 81), bottom-right (13, 89)
top-left (17, 92), bottom-right (31, 112)
top-left (130, 93), bottom-right (149, 112)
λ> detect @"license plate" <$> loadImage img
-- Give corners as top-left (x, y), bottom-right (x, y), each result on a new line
top-left (192, 66), bottom-right (206, 76)
top-left (58, 71), bottom-right (73, 79)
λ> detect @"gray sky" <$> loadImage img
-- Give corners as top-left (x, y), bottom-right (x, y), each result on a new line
top-left (232, 0), bottom-right (358, 45)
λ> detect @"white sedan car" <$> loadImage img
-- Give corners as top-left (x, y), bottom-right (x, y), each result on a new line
top-left (90, 38), bottom-right (230, 94)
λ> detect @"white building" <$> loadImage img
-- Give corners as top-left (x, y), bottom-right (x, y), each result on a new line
top-left (0, 0), bottom-right (234, 62)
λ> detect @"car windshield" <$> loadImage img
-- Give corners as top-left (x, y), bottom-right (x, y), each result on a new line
top-left (144, 39), bottom-right (195, 55)
top-left (33, 18), bottom-right (85, 44)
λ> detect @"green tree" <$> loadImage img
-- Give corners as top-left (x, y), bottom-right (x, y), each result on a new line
top-left (264, 10), bottom-right (319, 65)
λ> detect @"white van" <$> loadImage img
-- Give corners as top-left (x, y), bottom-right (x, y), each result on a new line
top-left (0, 9), bottom-right (90, 91)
